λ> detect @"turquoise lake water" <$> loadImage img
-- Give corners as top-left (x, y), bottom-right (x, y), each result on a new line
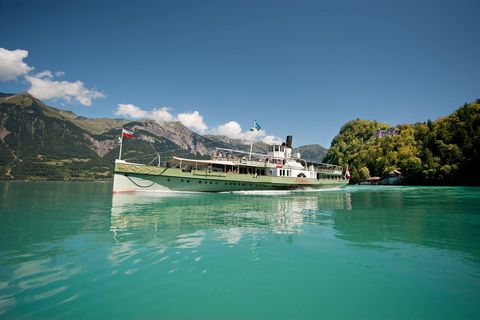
top-left (0, 182), bottom-right (479, 319)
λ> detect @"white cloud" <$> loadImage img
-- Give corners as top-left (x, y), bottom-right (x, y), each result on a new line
top-left (115, 104), bottom-right (147, 118)
top-left (216, 121), bottom-right (243, 139)
top-left (0, 47), bottom-right (103, 106)
top-left (176, 111), bottom-right (208, 133)
top-left (26, 74), bottom-right (104, 107)
top-left (0, 48), bottom-right (33, 81)
top-left (35, 70), bottom-right (64, 79)
top-left (262, 135), bottom-right (283, 144)
top-left (150, 107), bottom-right (175, 123)
top-left (116, 104), bottom-right (175, 123)
top-left (215, 121), bottom-right (282, 144)
top-left (242, 129), bottom-right (267, 141)
top-left (115, 104), bottom-right (207, 133)
top-left (35, 70), bottom-right (54, 79)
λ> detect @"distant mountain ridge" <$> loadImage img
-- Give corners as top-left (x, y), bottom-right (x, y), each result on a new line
top-left (0, 92), bottom-right (328, 180)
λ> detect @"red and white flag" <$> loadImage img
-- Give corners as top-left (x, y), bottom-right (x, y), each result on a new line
top-left (122, 128), bottom-right (134, 138)
top-left (344, 164), bottom-right (351, 179)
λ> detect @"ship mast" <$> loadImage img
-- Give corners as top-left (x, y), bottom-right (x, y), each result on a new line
top-left (118, 135), bottom-right (124, 160)
top-left (248, 120), bottom-right (259, 161)
top-left (248, 133), bottom-right (255, 161)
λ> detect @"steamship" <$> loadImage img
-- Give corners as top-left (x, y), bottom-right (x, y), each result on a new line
top-left (113, 135), bottom-right (349, 193)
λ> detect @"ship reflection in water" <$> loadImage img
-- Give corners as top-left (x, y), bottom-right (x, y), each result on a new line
top-left (109, 190), bottom-right (352, 267)
top-left (111, 190), bottom-right (352, 237)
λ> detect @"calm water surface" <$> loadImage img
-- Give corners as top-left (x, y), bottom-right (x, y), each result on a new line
top-left (0, 182), bottom-right (479, 319)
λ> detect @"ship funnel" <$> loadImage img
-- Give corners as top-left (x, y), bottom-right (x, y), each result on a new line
top-left (286, 135), bottom-right (293, 148)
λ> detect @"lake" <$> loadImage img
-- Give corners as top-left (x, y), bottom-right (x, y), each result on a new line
top-left (0, 182), bottom-right (479, 319)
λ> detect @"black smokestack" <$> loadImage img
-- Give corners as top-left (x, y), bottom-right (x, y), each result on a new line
top-left (286, 136), bottom-right (293, 148)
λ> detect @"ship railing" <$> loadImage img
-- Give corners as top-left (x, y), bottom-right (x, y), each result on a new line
top-left (315, 169), bottom-right (343, 175)
top-left (313, 163), bottom-right (344, 175)
top-left (211, 157), bottom-right (268, 167)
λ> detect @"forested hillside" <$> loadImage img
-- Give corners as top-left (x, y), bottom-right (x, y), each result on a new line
top-left (324, 100), bottom-right (480, 185)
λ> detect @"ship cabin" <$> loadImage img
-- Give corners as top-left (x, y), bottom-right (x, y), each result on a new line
top-left (172, 135), bottom-right (344, 181)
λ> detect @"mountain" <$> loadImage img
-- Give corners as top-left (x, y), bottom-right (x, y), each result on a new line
top-left (324, 99), bottom-right (480, 185)
top-left (293, 144), bottom-right (327, 163)
top-left (0, 92), bottom-right (328, 180)
top-left (0, 93), bottom-right (210, 180)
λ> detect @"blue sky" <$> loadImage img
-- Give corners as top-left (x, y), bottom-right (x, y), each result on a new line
top-left (0, 0), bottom-right (478, 147)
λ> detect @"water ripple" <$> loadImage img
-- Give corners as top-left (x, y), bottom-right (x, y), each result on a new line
top-left (16, 262), bottom-right (81, 290)
top-left (175, 231), bottom-right (206, 249)
top-left (30, 285), bottom-right (68, 302)
top-left (0, 295), bottom-right (15, 315)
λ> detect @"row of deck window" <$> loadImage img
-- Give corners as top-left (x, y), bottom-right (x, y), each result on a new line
top-left (269, 145), bottom-right (286, 152)
top-left (211, 164), bottom-right (266, 176)
top-left (167, 177), bottom-right (257, 187)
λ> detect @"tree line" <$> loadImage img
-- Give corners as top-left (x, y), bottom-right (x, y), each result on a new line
top-left (324, 100), bottom-right (480, 185)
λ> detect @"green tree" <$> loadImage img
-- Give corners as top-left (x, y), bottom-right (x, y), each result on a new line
top-left (324, 100), bottom-right (480, 185)
top-left (357, 167), bottom-right (370, 181)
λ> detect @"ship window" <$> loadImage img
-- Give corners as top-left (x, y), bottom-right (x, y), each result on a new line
top-left (199, 181), bottom-right (202, 184)
top-left (181, 179), bottom-right (184, 182)
top-left (167, 178), bottom-right (170, 182)
top-left (186, 180), bottom-right (190, 183)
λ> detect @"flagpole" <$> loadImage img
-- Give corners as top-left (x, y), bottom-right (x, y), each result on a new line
top-left (248, 120), bottom-right (256, 162)
top-left (118, 132), bottom-right (124, 160)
